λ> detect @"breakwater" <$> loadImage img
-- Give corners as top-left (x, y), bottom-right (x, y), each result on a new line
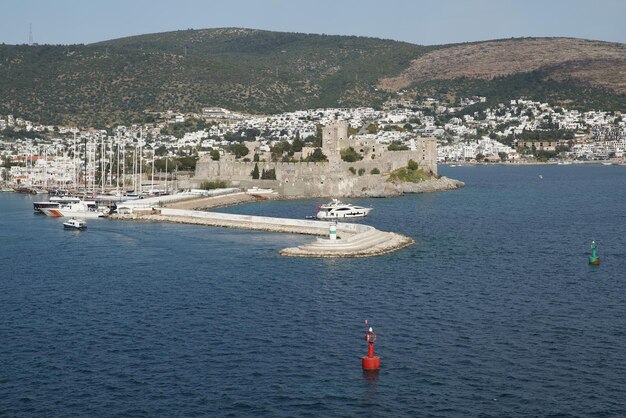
top-left (111, 208), bottom-right (413, 257)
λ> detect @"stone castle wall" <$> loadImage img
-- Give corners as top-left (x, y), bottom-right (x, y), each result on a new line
top-left (193, 121), bottom-right (437, 197)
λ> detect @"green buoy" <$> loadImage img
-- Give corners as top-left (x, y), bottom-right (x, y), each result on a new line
top-left (588, 240), bottom-right (600, 265)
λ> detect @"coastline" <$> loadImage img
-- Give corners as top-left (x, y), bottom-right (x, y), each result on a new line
top-left (440, 160), bottom-right (626, 166)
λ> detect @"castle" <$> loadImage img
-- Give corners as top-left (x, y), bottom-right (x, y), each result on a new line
top-left (193, 121), bottom-right (437, 197)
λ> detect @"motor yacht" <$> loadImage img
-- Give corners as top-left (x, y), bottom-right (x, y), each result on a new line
top-left (315, 199), bottom-right (372, 219)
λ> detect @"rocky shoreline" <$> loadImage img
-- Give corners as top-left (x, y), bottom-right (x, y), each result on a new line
top-left (356, 175), bottom-right (465, 197)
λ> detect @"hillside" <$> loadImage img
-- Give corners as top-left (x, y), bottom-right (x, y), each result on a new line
top-left (378, 38), bottom-right (626, 111)
top-left (0, 30), bottom-right (624, 127)
top-left (0, 28), bottom-right (431, 126)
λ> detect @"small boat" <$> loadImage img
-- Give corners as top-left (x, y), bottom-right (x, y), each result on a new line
top-left (316, 199), bottom-right (372, 219)
top-left (63, 218), bottom-right (87, 230)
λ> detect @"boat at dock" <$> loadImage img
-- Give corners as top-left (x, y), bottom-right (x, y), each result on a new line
top-left (315, 199), bottom-right (372, 219)
top-left (40, 200), bottom-right (108, 218)
top-left (33, 196), bottom-right (81, 213)
top-left (63, 218), bottom-right (87, 230)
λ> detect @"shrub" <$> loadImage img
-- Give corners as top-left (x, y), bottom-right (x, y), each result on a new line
top-left (358, 168), bottom-right (365, 176)
top-left (386, 167), bottom-right (431, 183)
top-left (388, 141), bottom-right (409, 151)
top-left (370, 167), bottom-right (380, 174)
top-left (340, 146), bottom-right (363, 162)
top-left (349, 167), bottom-right (356, 175)
top-left (200, 180), bottom-right (227, 190)
top-left (407, 159), bottom-right (419, 170)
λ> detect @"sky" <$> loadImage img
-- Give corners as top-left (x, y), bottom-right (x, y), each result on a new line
top-left (2, 0), bottom-right (625, 46)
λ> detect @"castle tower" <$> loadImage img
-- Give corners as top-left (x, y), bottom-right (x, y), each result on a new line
top-left (322, 121), bottom-right (348, 165)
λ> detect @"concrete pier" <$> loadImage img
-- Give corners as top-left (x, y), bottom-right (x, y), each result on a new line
top-left (111, 208), bottom-right (413, 258)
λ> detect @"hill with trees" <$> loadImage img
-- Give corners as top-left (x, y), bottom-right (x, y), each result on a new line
top-left (0, 29), bottom-right (623, 127)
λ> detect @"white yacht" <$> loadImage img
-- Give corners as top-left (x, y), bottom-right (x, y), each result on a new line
top-left (63, 218), bottom-right (87, 230)
top-left (316, 199), bottom-right (372, 219)
top-left (40, 201), bottom-right (108, 218)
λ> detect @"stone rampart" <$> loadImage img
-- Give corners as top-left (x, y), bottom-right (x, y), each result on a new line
top-left (194, 121), bottom-right (438, 197)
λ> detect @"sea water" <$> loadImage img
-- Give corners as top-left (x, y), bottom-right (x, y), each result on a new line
top-left (1, 165), bottom-right (625, 416)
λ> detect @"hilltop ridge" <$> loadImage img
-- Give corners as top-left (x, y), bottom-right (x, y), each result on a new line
top-left (0, 29), bottom-right (623, 127)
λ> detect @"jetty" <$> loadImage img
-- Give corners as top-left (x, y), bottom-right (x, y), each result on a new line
top-left (111, 208), bottom-right (413, 258)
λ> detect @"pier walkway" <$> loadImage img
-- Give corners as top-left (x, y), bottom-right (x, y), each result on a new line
top-left (112, 208), bottom-right (413, 258)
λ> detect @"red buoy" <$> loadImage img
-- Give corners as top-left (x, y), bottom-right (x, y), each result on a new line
top-left (362, 321), bottom-right (380, 370)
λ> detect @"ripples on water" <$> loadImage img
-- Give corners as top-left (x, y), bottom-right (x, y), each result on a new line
top-left (1, 165), bottom-right (626, 416)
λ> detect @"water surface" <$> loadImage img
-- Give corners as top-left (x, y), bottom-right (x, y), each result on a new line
top-left (1, 165), bottom-right (625, 416)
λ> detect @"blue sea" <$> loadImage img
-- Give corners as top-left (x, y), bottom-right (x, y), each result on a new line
top-left (1, 165), bottom-right (625, 417)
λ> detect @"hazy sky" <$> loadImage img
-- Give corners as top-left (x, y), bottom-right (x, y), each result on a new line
top-left (2, 0), bottom-right (625, 46)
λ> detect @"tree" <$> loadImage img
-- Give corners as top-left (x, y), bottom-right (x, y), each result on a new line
top-left (476, 153), bottom-right (485, 162)
top-left (366, 124), bottom-right (378, 134)
top-left (403, 123), bottom-right (413, 131)
top-left (340, 147), bottom-right (362, 162)
top-left (210, 149), bottom-right (220, 161)
top-left (251, 163), bottom-right (260, 179)
top-left (292, 136), bottom-right (305, 152)
top-left (228, 143), bottom-right (249, 158)
top-left (304, 148), bottom-right (327, 162)
top-left (358, 168), bottom-right (365, 176)
top-left (388, 141), bottom-right (409, 151)
top-left (498, 152), bottom-right (508, 162)
top-left (261, 168), bottom-right (276, 180)
top-left (407, 159), bottom-right (419, 170)
top-left (155, 145), bottom-right (168, 156)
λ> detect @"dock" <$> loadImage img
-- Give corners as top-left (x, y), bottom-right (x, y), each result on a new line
top-left (111, 208), bottom-right (413, 258)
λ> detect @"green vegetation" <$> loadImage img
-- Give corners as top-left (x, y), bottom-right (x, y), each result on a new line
top-left (200, 180), bottom-right (227, 190)
top-left (340, 146), bottom-right (363, 162)
top-left (0, 30), bottom-right (622, 126)
top-left (227, 143), bottom-right (249, 158)
top-left (261, 168), bottom-right (276, 180)
top-left (303, 148), bottom-right (327, 162)
top-left (251, 163), bottom-right (260, 179)
top-left (387, 159), bottom-right (430, 183)
top-left (387, 141), bottom-right (409, 151)
top-left (370, 167), bottom-right (380, 174)
top-left (349, 166), bottom-right (356, 175)
top-left (210, 150), bottom-right (220, 160)
top-left (413, 70), bottom-right (626, 113)
top-left (161, 118), bottom-right (213, 138)
top-left (366, 124), bottom-right (379, 134)
top-left (167, 156), bottom-right (197, 171)
top-left (0, 29), bottom-right (434, 126)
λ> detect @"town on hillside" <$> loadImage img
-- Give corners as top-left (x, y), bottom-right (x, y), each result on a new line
top-left (1, 97), bottom-right (624, 193)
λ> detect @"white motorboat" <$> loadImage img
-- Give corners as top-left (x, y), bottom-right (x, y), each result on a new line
top-left (41, 201), bottom-right (107, 218)
top-left (63, 218), bottom-right (87, 230)
top-left (315, 199), bottom-right (372, 219)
